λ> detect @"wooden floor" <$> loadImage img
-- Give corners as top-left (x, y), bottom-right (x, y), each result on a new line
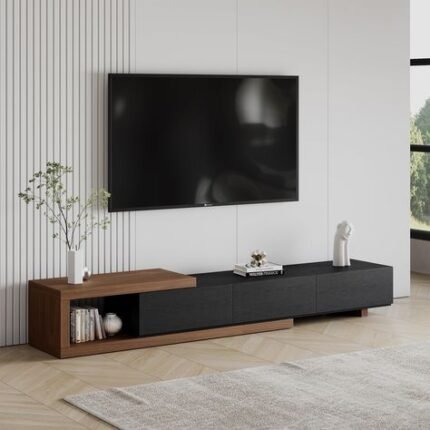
top-left (1, 273), bottom-right (430, 429)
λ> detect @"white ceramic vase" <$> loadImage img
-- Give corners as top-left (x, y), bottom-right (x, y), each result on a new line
top-left (67, 249), bottom-right (83, 284)
top-left (103, 313), bottom-right (122, 337)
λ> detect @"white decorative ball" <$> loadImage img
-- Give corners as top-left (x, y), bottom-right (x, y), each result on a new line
top-left (103, 313), bottom-right (122, 337)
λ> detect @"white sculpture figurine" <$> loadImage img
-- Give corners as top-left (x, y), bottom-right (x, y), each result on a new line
top-left (333, 221), bottom-right (354, 267)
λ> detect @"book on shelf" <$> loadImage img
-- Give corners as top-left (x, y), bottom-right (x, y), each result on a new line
top-left (234, 262), bottom-right (284, 277)
top-left (94, 308), bottom-right (103, 340)
top-left (81, 309), bottom-right (88, 342)
top-left (71, 307), bottom-right (83, 343)
top-left (70, 306), bottom-right (107, 344)
top-left (99, 314), bottom-right (107, 339)
top-left (70, 308), bottom-right (76, 344)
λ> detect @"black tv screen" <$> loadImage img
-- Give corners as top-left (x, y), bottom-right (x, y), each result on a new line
top-left (108, 74), bottom-right (298, 211)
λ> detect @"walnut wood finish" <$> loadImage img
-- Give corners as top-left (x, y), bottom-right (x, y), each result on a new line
top-left (61, 319), bottom-right (294, 358)
top-left (29, 264), bottom-right (294, 358)
top-left (28, 283), bottom-right (63, 357)
top-left (28, 268), bottom-right (197, 358)
top-left (30, 268), bottom-right (196, 300)
top-left (338, 308), bottom-right (369, 318)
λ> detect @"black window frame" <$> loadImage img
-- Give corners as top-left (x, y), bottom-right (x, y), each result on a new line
top-left (411, 58), bottom-right (430, 240)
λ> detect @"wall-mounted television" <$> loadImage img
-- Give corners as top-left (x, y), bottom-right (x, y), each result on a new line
top-left (108, 74), bottom-right (298, 211)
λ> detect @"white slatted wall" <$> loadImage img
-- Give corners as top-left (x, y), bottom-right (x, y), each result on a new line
top-left (0, 0), bottom-right (136, 346)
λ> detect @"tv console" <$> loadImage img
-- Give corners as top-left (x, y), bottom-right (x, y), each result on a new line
top-left (28, 260), bottom-right (393, 359)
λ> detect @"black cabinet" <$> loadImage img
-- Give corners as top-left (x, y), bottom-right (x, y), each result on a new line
top-left (109, 259), bottom-right (393, 338)
top-left (233, 276), bottom-right (316, 323)
top-left (138, 284), bottom-right (232, 336)
top-left (316, 267), bottom-right (393, 314)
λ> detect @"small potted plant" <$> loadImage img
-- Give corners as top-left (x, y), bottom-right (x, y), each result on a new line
top-left (18, 162), bottom-right (111, 284)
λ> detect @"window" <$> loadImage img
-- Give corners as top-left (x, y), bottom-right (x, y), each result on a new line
top-left (410, 1), bottom-right (430, 240)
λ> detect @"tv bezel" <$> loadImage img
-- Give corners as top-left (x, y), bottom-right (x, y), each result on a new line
top-left (108, 73), bottom-right (299, 212)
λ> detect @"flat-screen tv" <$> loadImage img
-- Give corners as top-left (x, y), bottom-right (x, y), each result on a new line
top-left (108, 74), bottom-right (298, 211)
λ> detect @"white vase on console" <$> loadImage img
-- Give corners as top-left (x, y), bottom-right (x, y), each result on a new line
top-left (67, 249), bottom-right (83, 284)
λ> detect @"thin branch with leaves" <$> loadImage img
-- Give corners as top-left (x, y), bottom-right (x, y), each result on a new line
top-left (18, 162), bottom-right (111, 250)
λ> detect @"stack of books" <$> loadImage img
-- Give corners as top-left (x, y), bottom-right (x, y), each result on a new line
top-left (70, 306), bottom-right (107, 344)
top-left (234, 262), bottom-right (284, 277)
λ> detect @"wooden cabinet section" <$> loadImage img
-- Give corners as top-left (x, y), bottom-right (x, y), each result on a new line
top-left (28, 269), bottom-right (197, 358)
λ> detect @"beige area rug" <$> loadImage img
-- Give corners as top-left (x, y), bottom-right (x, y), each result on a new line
top-left (65, 342), bottom-right (430, 430)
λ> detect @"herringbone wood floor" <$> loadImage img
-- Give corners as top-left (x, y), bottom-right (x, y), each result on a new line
top-left (1, 273), bottom-right (429, 429)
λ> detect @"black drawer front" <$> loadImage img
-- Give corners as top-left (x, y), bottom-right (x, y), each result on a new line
top-left (138, 285), bottom-right (232, 336)
top-left (316, 267), bottom-right (393, 313)
top-left (232, 277), bottom-right (316, 324)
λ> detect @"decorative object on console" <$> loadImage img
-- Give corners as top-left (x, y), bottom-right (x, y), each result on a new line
top-left (68, 250), bottom-right (84, 284)
top-left (18, 161), bottom-right (111, 284)
top-left (250, 250), bottom-right (268, 267)
top-left (333, 220), bottom-right (354, 267)
top-left (103, 313), bottom-right (122, 337)
top-left (234, 262), bottom-right (283, 277)
top-left (83, 266), bottom-right (92, 281)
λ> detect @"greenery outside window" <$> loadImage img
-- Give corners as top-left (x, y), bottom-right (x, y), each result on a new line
top-left (410, 59), bottom-right (430, 240)
top-left (410, 0), bottom-right (430, 240)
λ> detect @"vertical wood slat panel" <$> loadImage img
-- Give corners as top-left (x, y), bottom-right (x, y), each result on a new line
top-left (78, 0), bottom-right (86, 266)
top-left (104, 0), bottom-right (109, 272)
top-left (116, 1), bottom-right (125, 273)
top-left (46, 0), bottom-right (53, 280)
top-left (13, 0), bottom-right (20, 346)
top-left (7, 0), bottom-right (15, 345)
top-left (0, 0), bottom-right (135, 346)
top-left (33, 0), bottom-right (40, 285)
top-left (127, 0), bottom-right (136, 272)
top-left (22, 0), bottom-right (32, 343)
top-left (0, 0), bottom-right (7, 346)
top-left (99, 0), bottom-right (105, 274)
top-left (39, 0), bottom-right (47, 282)
top-left (59, 0), bottom-right (66, 277)
top-left (110, 0), bottom-right (118, 273)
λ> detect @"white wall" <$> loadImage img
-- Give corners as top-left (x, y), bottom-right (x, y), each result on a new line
top-left (134, 0), bottom-right (329, 272)
top-left (328, 0), bottom-right (410, 297)
top-left (0, 0), bottom-right (410, 346)
top-left (134, 0), bottom-right (410, 295)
